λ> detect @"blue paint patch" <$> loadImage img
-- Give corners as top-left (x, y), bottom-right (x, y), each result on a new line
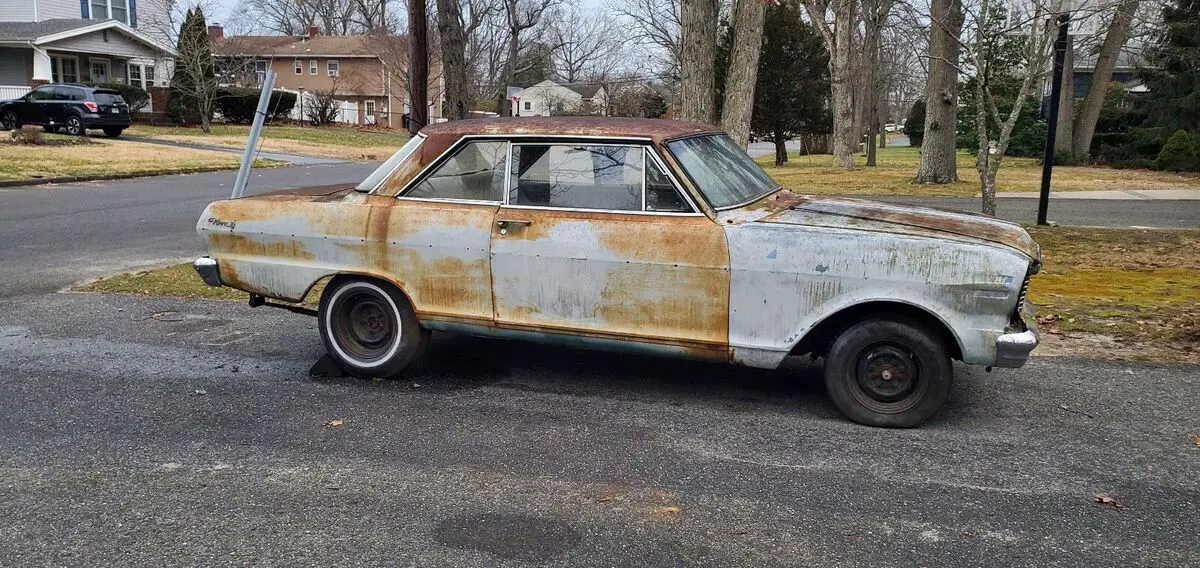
top-left (815, 264), bottom-right (829, 273)
top-left (766, 249), bottom-right (778, 259)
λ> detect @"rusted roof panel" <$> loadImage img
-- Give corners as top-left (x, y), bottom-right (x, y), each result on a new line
top-left (419, 117), bottom-right (721, 144)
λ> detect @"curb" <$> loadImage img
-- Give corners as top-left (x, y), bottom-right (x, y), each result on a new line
top-left (0, 163), bottom-right (289, 189)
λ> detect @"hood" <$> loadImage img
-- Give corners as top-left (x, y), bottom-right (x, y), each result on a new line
top-left (754, 193), bottom-right (1040, 259)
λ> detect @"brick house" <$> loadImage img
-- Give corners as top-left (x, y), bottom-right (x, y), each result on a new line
top-left (210, 24), bottom-right (442, 128)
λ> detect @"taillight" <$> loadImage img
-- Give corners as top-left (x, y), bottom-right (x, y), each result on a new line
top-left (83, 101), bottom-right (98, 112)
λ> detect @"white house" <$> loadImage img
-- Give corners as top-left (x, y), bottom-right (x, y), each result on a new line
top-left (0, 0), bottom-right (175, 104)
top-left (513, 80), bottom-right (607, 117)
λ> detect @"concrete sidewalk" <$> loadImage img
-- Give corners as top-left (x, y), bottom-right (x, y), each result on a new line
top-left (996, 189), bottom-right (1200, 200)
top-left (122, 135), bottom-right (348, 166)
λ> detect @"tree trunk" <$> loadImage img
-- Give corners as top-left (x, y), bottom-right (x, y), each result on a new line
top-left (980, 160), bottom-right (998, 216)
top-left (680, 0), bottom-right (718, 123)
top-left (1054, 37), bottom-right (1074, 157)
top-left (436, 0), bottom-right (468, 120)
top-left (720, 0), bottom-right (766, 147)
top-left (774, 131), bottom-right (788, 166)
top-left (1072, 0), bottom-right (1139, 162)
top-left (408, 0), bottom-right (429, 133)
top-left (829, 0), bottom-right (857, 169)
top-left (915, 0), bottom-right (963, 183)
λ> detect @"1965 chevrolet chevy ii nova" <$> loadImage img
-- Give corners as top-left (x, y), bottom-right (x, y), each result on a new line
top-left (194, 117), bottom-right (1040, 427)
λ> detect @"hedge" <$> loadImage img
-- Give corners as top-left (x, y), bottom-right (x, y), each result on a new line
top-left (214, 88), bottom-right (297, 123)
top-left (86, 82), bottom-right (149, 113)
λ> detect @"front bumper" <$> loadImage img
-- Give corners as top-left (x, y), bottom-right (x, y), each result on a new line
top-left (193, 256), bottom-right (221, 286)
top-left (994, 301), bottom-right (1039, 368)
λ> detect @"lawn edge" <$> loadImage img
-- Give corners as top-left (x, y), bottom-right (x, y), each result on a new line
top-left (0, 162), bottom-right (287, 188)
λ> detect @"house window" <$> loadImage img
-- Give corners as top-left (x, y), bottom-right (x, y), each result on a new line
top-left (309, 60), bottom-right (317, 75)
top-left (145, 65), bottom-right (154, 85)
top-left (50, 56), bottom-right (80, 83)
top-left (327, 59), bottom-right (339, 77)
top-left (89, 0), bottom-right (130, 25)
top-left (365, 100), bottom-right (376, 116)
top-left (523, 101), bottom-right (530, 111)
top-left (255, 60), bottom-right (268, 84)
top-left (294, 59), bottom-right (303, 74)
top-left (127, 62), bottom-right (153, 90)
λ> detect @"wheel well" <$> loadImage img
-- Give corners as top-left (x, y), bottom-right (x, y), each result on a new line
top-left (790, 301), bottom-right (964, 361)
top-left (313, 273), bottom-right (415, 309)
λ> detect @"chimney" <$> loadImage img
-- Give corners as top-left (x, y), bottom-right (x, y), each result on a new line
top-left (307, 25), bottom-right (320, 39)
top-left (207, 23), bottom-right (224, 41)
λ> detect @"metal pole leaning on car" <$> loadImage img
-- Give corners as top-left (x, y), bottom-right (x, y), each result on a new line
top-left (231, 69), bottom-right (277, 199)
top-left (1038, 11), bottom-right (1071, 225)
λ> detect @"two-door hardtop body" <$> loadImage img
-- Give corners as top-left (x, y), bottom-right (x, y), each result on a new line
top-left (194, 117), bottom-right (1040, 427)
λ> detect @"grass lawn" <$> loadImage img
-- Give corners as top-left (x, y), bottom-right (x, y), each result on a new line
top-left (126, 124), bottom-right (409, 161)
top-left (80, 226), bottom-right (1199, 362)
top-left (758, 145), bottom-right (1200, 197)
top-left (0, 134), bottom-right (283, 182)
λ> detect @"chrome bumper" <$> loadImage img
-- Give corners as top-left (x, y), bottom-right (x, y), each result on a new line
top-left (193, 256), bottom-right (221, 286)
top-left (995, 302), bottom-right (1038, 368)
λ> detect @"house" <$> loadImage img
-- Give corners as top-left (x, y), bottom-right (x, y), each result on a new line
top-left (513, 80), bottom-right (607, 117)
top-left (0, 0), bottom-right (175, 107)
top-left (211, 25), bottom-right (443, 128)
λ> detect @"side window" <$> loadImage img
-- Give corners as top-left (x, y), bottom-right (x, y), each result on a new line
top-left (645, 154), bottom-right (692, 212)
top-left (50, 87), bottom-right (71, 101)
top-left (406, 141), bottom-right (507, 202)
top-left (27, 87), bottom-right (54, 101)
top-left (509, 144), bottom-right (643, 211)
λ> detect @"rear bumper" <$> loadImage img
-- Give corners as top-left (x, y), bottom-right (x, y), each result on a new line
top-left (994, 302), bottom-right (1039, 368)
top-left (81, 114), bottom-right (130, 128)
top-left (193, 256), bottom-right (221, 286)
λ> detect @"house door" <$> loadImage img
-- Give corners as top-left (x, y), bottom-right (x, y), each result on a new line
top-left (89, 59), bottom-right (110, 83)
top-left (489, 143), bottom-right (730, 353)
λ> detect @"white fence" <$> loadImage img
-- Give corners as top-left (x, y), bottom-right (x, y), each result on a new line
top-left (281, 89), bottom-right (362, 125)
top-left (0, 85), bottom-right (32, 100)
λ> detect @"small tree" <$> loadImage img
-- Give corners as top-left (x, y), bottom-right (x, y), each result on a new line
top-left (1156, 129), bottom-right (1198, 171)
top-left (305, 83), bottom-right (341, 126)
top-left (171, 7), bottom-right (218, 132)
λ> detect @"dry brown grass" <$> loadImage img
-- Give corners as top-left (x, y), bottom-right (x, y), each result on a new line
top-left (0, 137), bottom-right (282, 182)
top-left (127, 124), bottom-right (407, 161)
top-left (759, 146), bottom-right (1200, 197)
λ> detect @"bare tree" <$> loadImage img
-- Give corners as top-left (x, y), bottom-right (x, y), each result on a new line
top-left (437, 0), bottom-right (470, 119)
top-left (549, 7), bottom-right (619, 83)
top-left (496, 0), bottom-right (560, 116)
top-left (802, 0), bottom-right (859, 169)
top-left (1071, 0), bottom-right (1141, 160)
top-left (914, 0), bottom-right (964, 183)
top-left (861, 0), bottom-right (895, 165)
top-left (410, 0), bottom-right (430, 131)
top-left (720, 0), bottom-right (766, 146)
top-left (679, 0), bottom-right (719, 123)
top-left (305, 80), bottom-right (342, 125)
top-left (607, 0), bottom-right (681, 79)
top-left (964, 0), bottom-right (1057, 215)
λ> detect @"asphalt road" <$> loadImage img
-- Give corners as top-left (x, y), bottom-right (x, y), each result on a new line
top-left (0, 292), bottom-right (1197, 566)
top-left (1, 163), bottom-right (1198, 565)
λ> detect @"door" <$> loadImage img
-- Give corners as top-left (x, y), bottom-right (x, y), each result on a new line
top-left (490, 143), bottom-right (731, 351)
top-left (89, 59), bottom-right (110, 83)
top-left (21, 86), bottom-right (54, 125)
top-left (377, 139), bottom-right (509, 325)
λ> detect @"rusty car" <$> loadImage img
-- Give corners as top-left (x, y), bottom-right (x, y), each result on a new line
top-left (193, 117), bottom-right (1040, 427)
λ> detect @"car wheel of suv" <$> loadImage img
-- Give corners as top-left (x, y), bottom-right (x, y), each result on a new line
top-left (1, 111), bottom-right (18, 131)
top-left (64, 116), bottom-right (84, 136)
top-left (103, 127), bottom-right (124, 138)
top-left (823, 316), bottom-right (953, 428)
top-left (319, 277), bottom-right (429, 378)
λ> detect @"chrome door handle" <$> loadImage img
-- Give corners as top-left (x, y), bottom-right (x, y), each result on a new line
top-left (497, 219), bottom-right (532, 227)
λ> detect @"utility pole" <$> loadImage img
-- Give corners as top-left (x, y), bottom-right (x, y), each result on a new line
top-left (1038, 10), bottom-right (1071, 225)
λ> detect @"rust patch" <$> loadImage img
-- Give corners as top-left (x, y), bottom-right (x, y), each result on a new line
top-left (208, 232), bottom-right (316, 261)
top-left (419, 116), bottom-right (719, 145)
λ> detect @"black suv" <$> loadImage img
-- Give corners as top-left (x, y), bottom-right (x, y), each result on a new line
top-left (0, 84), bottom-right (131, 137)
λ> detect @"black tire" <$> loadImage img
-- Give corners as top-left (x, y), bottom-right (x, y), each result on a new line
top-left (318, 277), bottom-right (429, 378)
top-left (1, 110), bottom-right (19, 131)
top-left (102, 127), bottom-right (123, 138)
top-left (64, 115), bottom-right (84, 136)
top-left (823, 316), bottom-right (953, 428)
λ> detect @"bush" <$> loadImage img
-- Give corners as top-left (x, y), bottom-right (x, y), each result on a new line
top-left (1005, 121), bottom-right (1048, 158)
top-left (1096, 127), bottom-right (1168, 168)
top-left (87, 82), bottom-right (149, 112)
top-left (166, 88), bottom-right (200, 124)
top-left (903, 101), bottom-right (925, 146)
top-left (214, 88), bottom-right (297, 124)
top-left (1155, 129), bottom-right (1199, 172)
top-left (11, 125), bottom-right (45, 145)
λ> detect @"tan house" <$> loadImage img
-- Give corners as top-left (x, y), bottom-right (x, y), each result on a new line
top-left (210, 25), bottom-right (442, 128)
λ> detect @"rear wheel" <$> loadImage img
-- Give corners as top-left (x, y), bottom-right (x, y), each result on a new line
top-left (1, 110), bottom-right (18, 131)
top-left (823, 316), bottom-right (953, 428)
top-left (64, 115), bottom-right (84, 136)
top-left (103, 127), bottom-right (124, 138)
top-left (318, 277), bottom-right (429, 378)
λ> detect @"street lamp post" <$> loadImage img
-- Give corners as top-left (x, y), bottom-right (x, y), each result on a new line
top-left (1038, 9), bottom-right (1072, 225)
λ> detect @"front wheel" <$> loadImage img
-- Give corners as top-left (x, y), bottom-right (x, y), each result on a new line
top-left (823, 316), bottom-right (953, 428)
top-left (1, 110), bottom-right (19, 131)
top-left (64, 115), bottom-right (85, 136)
top-left (318, 277), bottom-right (429, 378)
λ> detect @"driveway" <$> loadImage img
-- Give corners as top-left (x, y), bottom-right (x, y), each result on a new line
top-left (0, 291), bottom-right (1197, 566)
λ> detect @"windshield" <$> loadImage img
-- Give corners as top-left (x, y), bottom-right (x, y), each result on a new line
top-left (665, 134), bottom-right (779, 209)
top-left (355, 134), bottom-right (426, 192)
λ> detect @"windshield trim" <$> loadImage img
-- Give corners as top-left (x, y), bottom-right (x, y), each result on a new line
top-left (664, 133), bottom-right (782, 211)
top-left (355, 133), bottom-right (426, 193)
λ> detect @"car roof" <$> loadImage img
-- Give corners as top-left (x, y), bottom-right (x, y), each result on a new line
top-left (420, 117), bottom-right (721, 144)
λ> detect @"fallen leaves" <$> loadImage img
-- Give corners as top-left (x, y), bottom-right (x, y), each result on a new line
top-left (324, 419), bottom-right (345, 428)
top-left (1094, 493), bottom-right (1125, 508)
top-left (654, 506), bottom-right (680, 514)
top-left (1038, 314), bottom-right (1064, 336)
top-left (1191, 434), bottom-right (1200, 447)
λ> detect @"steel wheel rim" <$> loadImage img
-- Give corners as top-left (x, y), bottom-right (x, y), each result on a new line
top-left (2, 112), bottom-right (15, 130)
top-left (849, 341), bottom-right (927, 414)
top-left (331, 289), bottom-right (399, 364)
top-left (66, 118), bottom-right (82, 135)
